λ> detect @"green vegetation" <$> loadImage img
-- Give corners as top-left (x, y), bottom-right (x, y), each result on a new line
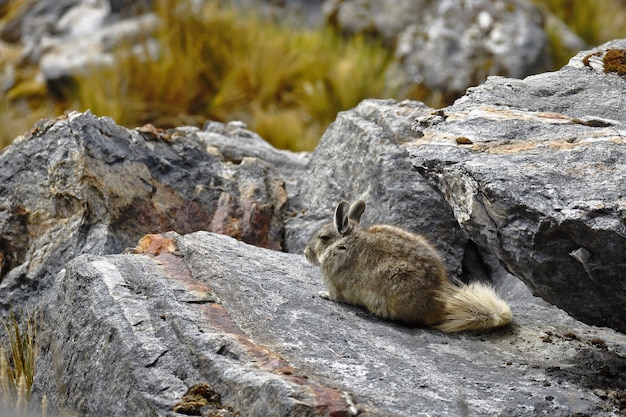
top-left (1, 0), bottom-right (626, 150)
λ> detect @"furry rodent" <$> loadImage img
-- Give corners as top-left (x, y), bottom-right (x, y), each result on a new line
top-left (304, 200), bottom-right (512, 332)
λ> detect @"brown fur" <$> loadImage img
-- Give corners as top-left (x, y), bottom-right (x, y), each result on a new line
top-left (304, 200), bottom-right (512, 332)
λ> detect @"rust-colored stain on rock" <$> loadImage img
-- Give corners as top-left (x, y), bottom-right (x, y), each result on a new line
top-left (134, 233), bottom-right (355, 416)
top-left (132, 233), bottom-right (212, 297)
top-left (210, 193), bottom-right (283, 251)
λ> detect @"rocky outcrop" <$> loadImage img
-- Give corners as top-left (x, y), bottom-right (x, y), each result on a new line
top-left (0, 112), bottom-right (291, 309)
top-left (2, 43), bottom-right (625, 330)
top-left (1, 39), bottom-right (626, 416)
top-left (410, 39), bottom-right (626, 332)
top-left (32, 232), bottom-right (626, 416)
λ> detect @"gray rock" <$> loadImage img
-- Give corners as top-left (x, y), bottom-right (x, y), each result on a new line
top-left (38, 12), bottom-right (159, 81)
top-left (0, 111), bottom-right (287, 310)
top-left (0, 0), bottom-right (159, 84)
top-left (0, 38), bottom-right (623, 417)
top-left (397, 0), bottom-right (550, 94)
top-left (33, 231), bottom-right (626, 416)
top-left (229, 0), bottom-right (326, 27)
top-left (323, 0), bottom-right (429, 40)
top-left (4, 36), bottom-right (626, 417)
top-left (108, 0), bottom-right (152, 15)
top-left (199, 120), bottom-right (309, 180)
top-left (323, 0), bottom-right (564, 97)
top-left (409, 39), bottom-right (626, 332)
top-left (1, 0), bottom-right (80, 47)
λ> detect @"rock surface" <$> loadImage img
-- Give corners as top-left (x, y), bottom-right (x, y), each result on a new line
top-left (0, 112), bottom-right (290, 309)
top-left (33, 232), bottom-right (626, 417)
top-left (4, 100), bottom-right (477, 313)
top-left (323, 0), bottom-right (580, 97)
top-left (410, 39), bottom-right (626, 332)
top-left (1, 0), bottom-right (158, 82)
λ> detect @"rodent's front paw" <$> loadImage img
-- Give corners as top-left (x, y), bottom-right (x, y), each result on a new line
top-left (318, 291), bottom-right (332, 300)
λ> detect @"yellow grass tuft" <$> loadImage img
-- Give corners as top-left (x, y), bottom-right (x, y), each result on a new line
top-left (71, 0), bottom-right (397, 151)
top-left (0, 309), bottom-right (39, 416)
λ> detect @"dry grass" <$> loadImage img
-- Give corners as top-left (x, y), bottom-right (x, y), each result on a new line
top-left (0, 42), bottom-right (56, 149)
top-left (71, 0), bottom-right (396, 151)
top-left (1, 0), bottom-right (626, 151)
top-left (533, 0), bottom-right (626, 67)
top-left (0, 96), bottom-right (58, 148)
top-left (0, 0), bottom-right (58, 148)
top-left (540, 0), bottom-right (626, 45)
top-left (0, 309), bottom-right (40, 416)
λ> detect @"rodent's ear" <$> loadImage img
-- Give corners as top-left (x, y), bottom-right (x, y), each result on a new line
top-left (348, 200), bottom-right (366, 224)
top-left (334, 201), bottom-right (351, 234)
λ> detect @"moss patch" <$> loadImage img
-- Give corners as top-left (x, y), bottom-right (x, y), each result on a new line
top-left (173, 382), bottom-right (238, 416)
top-left (603, 49), bottom-right (626, 75)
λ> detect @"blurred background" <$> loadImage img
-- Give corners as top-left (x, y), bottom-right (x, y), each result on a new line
top-left (1, 0), bottom-right (625, 151)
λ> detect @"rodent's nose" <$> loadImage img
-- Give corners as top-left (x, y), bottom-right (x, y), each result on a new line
top-left (303, 247), bottom-right (317, 265)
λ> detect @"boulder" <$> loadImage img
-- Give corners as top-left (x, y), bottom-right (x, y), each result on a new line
top-left (0, 0), bottom-right (159, 92)
top-left (199, 120), bottom-right (309, 180)
top-left (323, 0), bottom-right (581, 98)
top-left (410, 39), bottom-right (626, 332)
top-left (32, 231), bottom-right (626, 416)
top-left (38, 12), bottom-right (159, 82)
top-left (3, 99), bottom-right (479, 313)
top-left (0, 112), bottom-right (290, 309)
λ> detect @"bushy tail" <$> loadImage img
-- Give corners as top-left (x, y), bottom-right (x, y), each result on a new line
top-left (434, 281), bottom-right (512, 333)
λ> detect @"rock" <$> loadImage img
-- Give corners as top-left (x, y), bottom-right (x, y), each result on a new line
top-left (39, 12), bottom-right (159, 82)
top-left (229, 0), bottom-right (326, 27)
top-left (323, 0), bottom-right (566, 98)
top-left (108, 0), bottom-right (152, 16)
top-left (323, 0), bottom-right (429, 40)
top-left (199, 120), bottom-right (309, 180)
top-left (285, 99), bottom-right (473, 279)
top-left (1, 0), bottom-right (79, 47)
top-left (33, 233), bottom-right (362, 417)
top-left (0, 112), bottom-right (288, 309)
top-left (0, 0), bottom-right (159, 86)
top-left (32, 231), bottom-right (626, 416)
top-left (409, 39), bottom-right (626, 332)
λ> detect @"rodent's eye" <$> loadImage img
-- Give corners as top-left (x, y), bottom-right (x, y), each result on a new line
top-left (319, 234), bottom-right (331, 241)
